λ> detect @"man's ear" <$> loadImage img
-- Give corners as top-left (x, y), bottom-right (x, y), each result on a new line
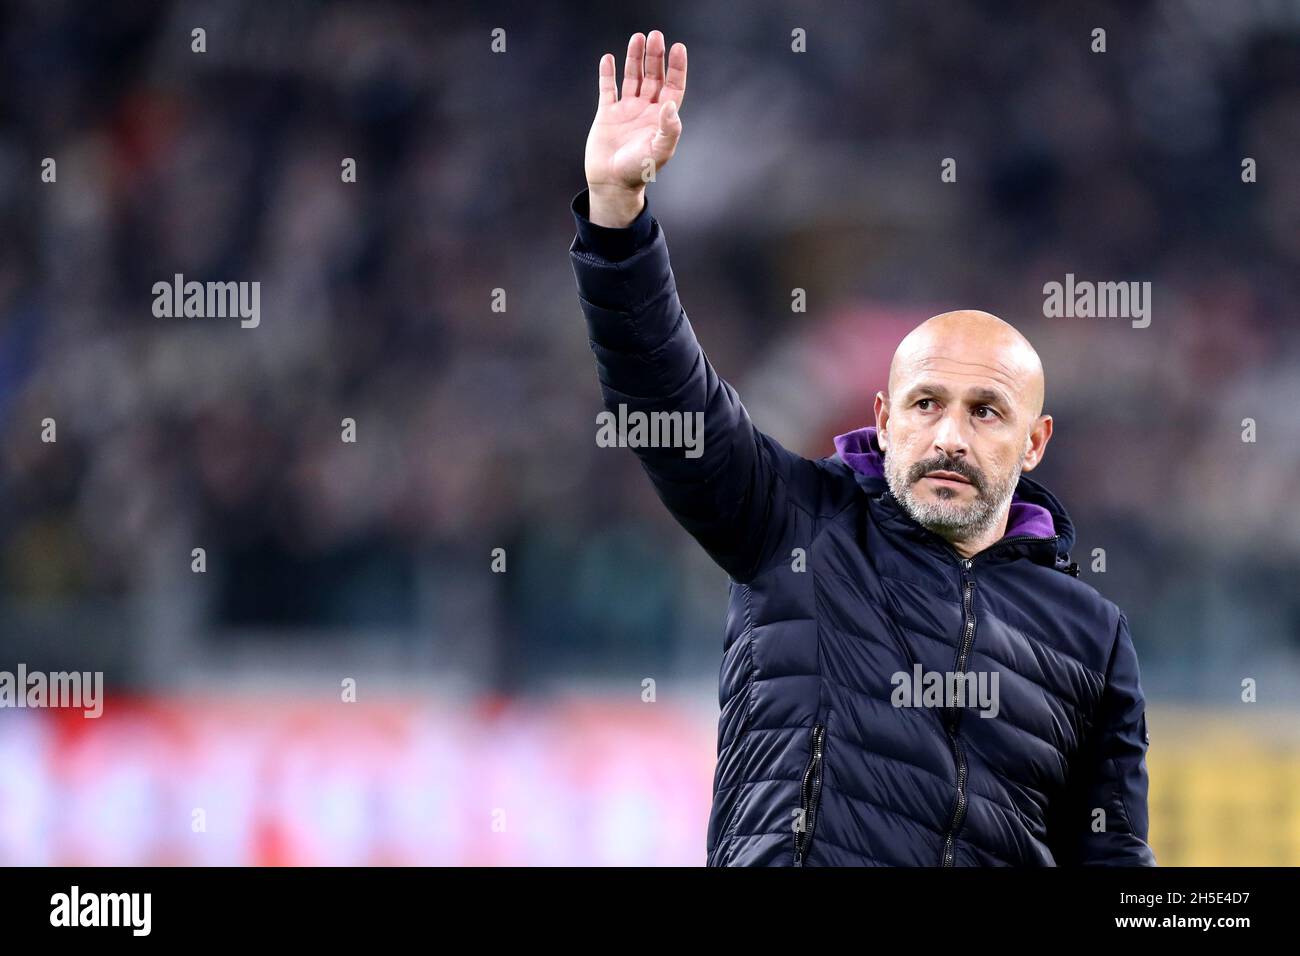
top-left (1020, 414), bottom-right (1053, 472)
top-left (873, 391), bottom-right (890, 449)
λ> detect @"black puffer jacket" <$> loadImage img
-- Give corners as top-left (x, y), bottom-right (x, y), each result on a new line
top-left (569, 188), bottom-right (1156, 867)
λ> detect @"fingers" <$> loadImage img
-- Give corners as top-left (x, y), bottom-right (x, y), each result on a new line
top-left (611, 31), bottom-right (684, 106)
top-left (643, 30), bottom-right (666, 100)
top-left (621, 32), bottom-right (645, 100)
top-left (663, 41), bottom-right (687, 108)
top-left (597, 53), bottom-right (617, 107)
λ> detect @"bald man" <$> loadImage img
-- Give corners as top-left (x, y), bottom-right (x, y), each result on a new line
top-left (570, 30), bottom-right (1154, 867)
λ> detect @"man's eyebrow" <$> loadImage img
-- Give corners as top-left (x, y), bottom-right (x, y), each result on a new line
top-left (966, 385), bottom-right (1013, 408)
top-left (905, 382), bottom-right (1012, 409)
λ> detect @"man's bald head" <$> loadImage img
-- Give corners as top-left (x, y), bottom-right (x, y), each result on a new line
top-left (887, 310), bottom-right (1044, 421)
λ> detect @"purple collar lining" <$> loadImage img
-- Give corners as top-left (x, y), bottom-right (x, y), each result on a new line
top-left (833, 426), bottom-right (1056, 541)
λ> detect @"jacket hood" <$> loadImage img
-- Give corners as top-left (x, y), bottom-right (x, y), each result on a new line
top-left (832, 425), bottom-right (1078, 572)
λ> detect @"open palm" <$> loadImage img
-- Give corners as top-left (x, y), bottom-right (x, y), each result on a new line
top-left (585, 31), bottom-right (688, 193)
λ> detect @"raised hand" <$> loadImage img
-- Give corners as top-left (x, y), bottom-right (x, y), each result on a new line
top-left (584, 30), bottom-right (688, 227)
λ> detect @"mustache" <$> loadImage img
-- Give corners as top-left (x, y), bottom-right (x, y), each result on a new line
top-left (913, 458), bottom-right (982, 490)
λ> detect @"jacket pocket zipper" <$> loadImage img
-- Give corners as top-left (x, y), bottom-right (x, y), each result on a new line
top-left (794, 722), bottom-right (826, 866)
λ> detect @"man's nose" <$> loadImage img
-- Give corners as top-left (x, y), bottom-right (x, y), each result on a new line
top-left (932, 411), bottom-right (969, 462)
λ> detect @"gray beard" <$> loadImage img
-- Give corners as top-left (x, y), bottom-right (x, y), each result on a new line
top-left (883, 447), bottom-right (1022, 543)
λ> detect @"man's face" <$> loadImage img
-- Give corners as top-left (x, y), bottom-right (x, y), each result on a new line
top-left (876, 311), bottom-right (1049, 547)
top-left (880, 377), bottom-right (1028, 543)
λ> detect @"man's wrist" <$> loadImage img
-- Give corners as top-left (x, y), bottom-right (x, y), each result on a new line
top-left (587, 184), bottom-right (646, 228)
top-left (572, 187), bottom-right (653, 262)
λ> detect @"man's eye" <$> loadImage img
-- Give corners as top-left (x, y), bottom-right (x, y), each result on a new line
top-left (975, 405), bottom-right (998, 419)
top-left (917, 399), bottom-right (933, 410)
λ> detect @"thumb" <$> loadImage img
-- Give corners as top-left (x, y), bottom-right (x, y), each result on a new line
top-left (659, 98), bottom-right (680, 132)
top-left (652, 99), bottom-right (682, 154)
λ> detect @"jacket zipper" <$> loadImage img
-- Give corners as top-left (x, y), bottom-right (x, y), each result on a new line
top-left (937, 534), bottom-right (1058, 866)
top-left (940, 729), bottom-right (968, 866)
top-left (939, 558), bottom-right (976, 866)
top-left (967, 533), bottom-right (1059, 561)
top-left (793, 722), bottom-right (826, 866)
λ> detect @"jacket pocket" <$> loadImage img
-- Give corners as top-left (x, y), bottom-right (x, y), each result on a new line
top-left (793, 722), bottom-right (827, 866)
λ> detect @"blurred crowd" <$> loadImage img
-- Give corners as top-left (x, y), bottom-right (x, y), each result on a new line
top-left (0, 0), bottom-right (1297, 696)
